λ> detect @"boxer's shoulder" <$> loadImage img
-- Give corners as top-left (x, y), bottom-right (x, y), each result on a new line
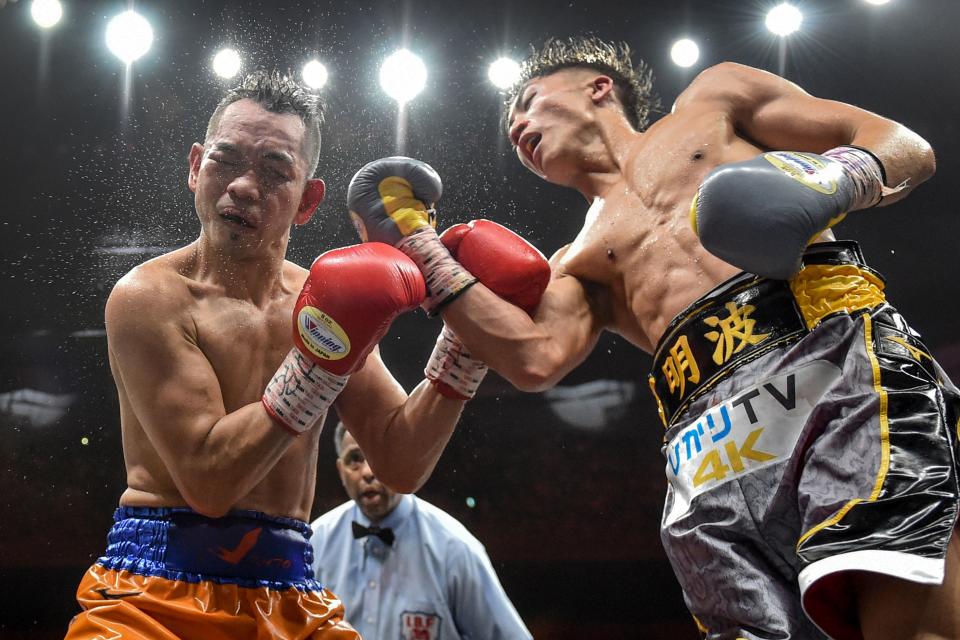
top-left (673, 61), bottom-right (779, 113)
top-left (106, 248), bottom-right (202, 341)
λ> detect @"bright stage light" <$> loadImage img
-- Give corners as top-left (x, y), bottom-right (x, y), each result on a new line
top-left (766, 3), bottom-right (803, 36)
top-left (31, 0), bottom-right (62, 29)
top-left (302, 60), bottom-right (328, 89)
top-left (105, 10), bottom-right (154, 64)
top-left (212, 48), bottom-right (242, 79)
top-left (488, 57), bottom-right (521, 89)
top-left (670, 39), bottom-right (700, 68)
top-left (863, 0), bottom-right (891, 4)
top-left (379, 49), bottom-right (427, 105)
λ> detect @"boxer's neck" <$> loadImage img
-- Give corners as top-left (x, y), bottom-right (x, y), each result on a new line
top-left (570, 118), bottom-right (639, 200)
top-left (190, 235), bottom-right (291, 304)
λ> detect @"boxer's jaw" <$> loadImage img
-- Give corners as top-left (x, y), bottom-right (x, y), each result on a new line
top-left (509, 70), bottom-right (600, 187)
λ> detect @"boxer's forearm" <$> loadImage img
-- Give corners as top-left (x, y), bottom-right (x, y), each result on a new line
top-left (361, 380), bottom-right (464, 493)
top-left (173, 403), bottom-right (301, 517)
top-left (850, 119), bottom-right (935, 206)
top-left (443, 282), bottom-right (598, 392)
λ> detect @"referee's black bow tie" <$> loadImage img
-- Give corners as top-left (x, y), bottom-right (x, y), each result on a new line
top-left (352, 521), bottom-right (395, 546)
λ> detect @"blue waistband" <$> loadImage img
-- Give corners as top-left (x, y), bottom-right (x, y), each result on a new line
top-left (97, 506), bottom-right (322, 591)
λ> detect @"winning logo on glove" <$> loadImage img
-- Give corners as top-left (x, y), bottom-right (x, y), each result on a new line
top-left (296, 307), bottom-right (351, 361)
top-left (764, 152), bottom-right (839, 195)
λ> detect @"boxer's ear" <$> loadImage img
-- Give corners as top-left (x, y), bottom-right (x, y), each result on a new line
top-left (589, 75), bottom-right (615, 105)
top-left (187, 143), bottom-right (204, 193)
top-left (295, 179), bottom-right (325, 225)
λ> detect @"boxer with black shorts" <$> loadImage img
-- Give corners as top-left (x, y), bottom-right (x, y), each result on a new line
top-left (344, 38), bottom-right (960, 640)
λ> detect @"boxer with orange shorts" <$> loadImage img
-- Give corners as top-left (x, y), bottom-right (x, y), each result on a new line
top-left (63, 70), bottom-right (487, 639)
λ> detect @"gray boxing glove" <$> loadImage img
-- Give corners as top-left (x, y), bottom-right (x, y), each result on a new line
top-left (691, 147), bottom-right (885, 279)
top-left (346, 156), bottom-right (475, 314)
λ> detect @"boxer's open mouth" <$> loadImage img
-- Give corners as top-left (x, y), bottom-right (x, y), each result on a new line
top-left (526, 133), bottom-right (541, 157)
top-left (221, 210), bottom-right (257, 228)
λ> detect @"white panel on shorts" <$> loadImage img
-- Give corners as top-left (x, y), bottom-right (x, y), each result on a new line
top-left (664, 361), bottom-right (842, 527)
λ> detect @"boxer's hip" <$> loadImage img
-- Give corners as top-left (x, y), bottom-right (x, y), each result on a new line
top-left (96, 506), bottom-right (321, 589)
top-left (649, 241), bottom-right (960, 638)
top-left (649, 240), bottom-right (885, 429)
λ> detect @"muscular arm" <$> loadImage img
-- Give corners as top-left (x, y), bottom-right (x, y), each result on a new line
top-left (441, 248), bottom-right (605, 393)
top-left (334, 347), bottom-right (465, 494)
top-left (106, 271), bottom-right (295, 518)
top-left (683, 62), bottom-right (935, 203)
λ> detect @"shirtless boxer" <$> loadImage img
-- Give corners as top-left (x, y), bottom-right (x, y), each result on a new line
top-left (346, 37), bottom-right (960, 640)
top-left (62, 70), bottom-right (512, 640)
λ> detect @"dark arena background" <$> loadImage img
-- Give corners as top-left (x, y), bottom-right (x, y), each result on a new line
top-left (2, 0), bottom-right (959, 638)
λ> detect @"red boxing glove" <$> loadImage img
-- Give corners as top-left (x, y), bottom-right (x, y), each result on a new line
top-left (425, 220), bottom-right (550, 401)
top-left (292, 243), bottom-right (426, 375)
top-left (263, 243), bottom-right (426, 434)
top-left (440, 219), bottom-right (550, 313)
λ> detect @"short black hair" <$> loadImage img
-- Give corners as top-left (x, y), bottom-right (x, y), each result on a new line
top-left (505, 36), bottom-right (659, 132)
top-left (206, 69), bottom-right (324, 177)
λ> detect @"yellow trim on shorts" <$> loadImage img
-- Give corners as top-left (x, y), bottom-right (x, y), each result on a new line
top-left (796, 312), bottom-right (891, 548)
top-left (692, 614), bottom-right (708, 634)
top-left (789, 264), bottom-right (885, 330)
top-left (648, 374), bottom-right (668, 429)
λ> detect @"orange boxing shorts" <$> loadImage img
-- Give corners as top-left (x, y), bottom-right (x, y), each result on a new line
top-left (64, 506), bottom-right (360, 640)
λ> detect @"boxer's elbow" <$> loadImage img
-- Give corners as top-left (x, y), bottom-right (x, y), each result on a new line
top-left (508, 366), bottom-right (558, 392)
top-left (917, 139), bottom-right (936, 184)
top-left (504, 345), bottom-right (569, 392)
top-left (176, 470), bottom-right (240, 518)
top-left (379, 474), bottom-right (422, 495)
top-left (370, 463), bottom-right (426, 495)
top-left (884, 124), bottom-right (936, 192)
top-left (181, 487), bottom-right (236, 518)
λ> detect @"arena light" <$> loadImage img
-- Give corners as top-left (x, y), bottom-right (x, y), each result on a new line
top-left (212, 48), bottom-right (242, 79)
top-left (863, 0), bottom-right (891, 4)
top-left (31, 0), bottom-right (62, 29)
top-left (488, 57), bottom-right (521, 90)
top-left (766, 3), bottom-right (803, 36)
top-left (302, 59), bottom-right (328, 90)
top-left (379, 49), bottom-right (427, 105)
top-left (105, 10), bottom-right (154, 64)
top-left (670, 39), bottom-right (700, 68)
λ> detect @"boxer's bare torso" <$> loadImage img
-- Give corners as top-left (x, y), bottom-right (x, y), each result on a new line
top-left (104, 97), bottom-right (458, 524)
top-left (455, 61), bottom-right (919, 389)
top-left (548, 67), bottom-right (848, 353)
top-left (111, 244), bottom-right (324, 520)
top-left (554, 105), bottom-right (762, 353)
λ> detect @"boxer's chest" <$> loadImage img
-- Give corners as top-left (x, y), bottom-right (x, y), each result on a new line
top-left (193, 296), bottom-right (295, 411)
top-left (556, 113), bottom-right (754, 348)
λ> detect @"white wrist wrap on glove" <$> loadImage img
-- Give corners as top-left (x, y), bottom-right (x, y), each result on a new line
top-left (822, 146), bottom-right (886, 211)
top-left (397, 226), bottom-right (477, 315)
top-left (425, 325), bottom-right (488, 400)
top-left (262, 347), bottom-right (349, 435)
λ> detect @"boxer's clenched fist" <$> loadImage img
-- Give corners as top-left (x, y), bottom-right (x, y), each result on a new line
top-left (440, 219), bottom-right (551, 315)
top-left (425, 220), bottom-right (551, 400)
top-left (691, 146), bottom-right (887, 280)
top-left (347, 157), bottom-right (475, 315)
top-left (263, 243), bottom-right (426, 434)
top-left (347, 156), bottom-right (441, 245)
